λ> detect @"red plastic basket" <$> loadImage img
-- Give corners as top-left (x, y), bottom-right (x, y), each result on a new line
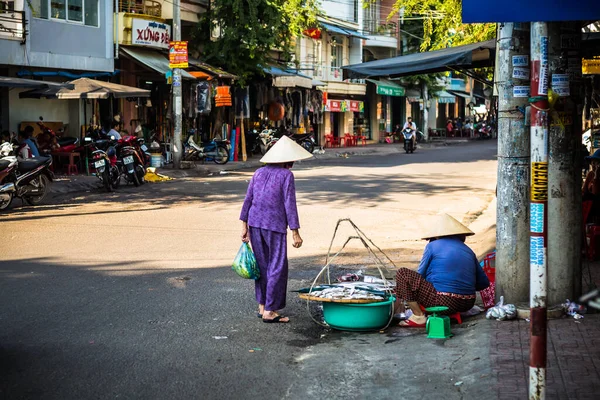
top-left (480, 251), bottom-right (496, 309)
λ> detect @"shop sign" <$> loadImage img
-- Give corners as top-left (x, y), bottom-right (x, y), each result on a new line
top-left (583, 59), bottom-right (600, 75)
top-left (346, 100), bottom-right (364, 113)
top-left (376, 84), bottom-right (405, 97)
top-left (324, 100), bottom-right (347, 112)
top-left (132, 19), bottom-right (171, 50)
top-left (169, 41), bottom-right (189, 69)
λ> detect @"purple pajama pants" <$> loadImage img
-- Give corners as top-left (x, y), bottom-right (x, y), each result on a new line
top-left (249, 226), bottom-right (288, 311)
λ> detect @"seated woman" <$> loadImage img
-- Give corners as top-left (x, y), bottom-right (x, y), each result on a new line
top-left (395, 214), bottom-right (490, 327)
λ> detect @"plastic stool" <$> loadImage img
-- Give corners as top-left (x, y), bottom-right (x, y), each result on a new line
top-left (67, 164), bottom-right (78, 175)
top-left (425, 306), bottom-right (452, 339)
top-left (449, 312), bottom-right (462, 324)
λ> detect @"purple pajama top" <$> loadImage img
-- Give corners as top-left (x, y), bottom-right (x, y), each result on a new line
top-left (240, 165), bottom-right (300, 234)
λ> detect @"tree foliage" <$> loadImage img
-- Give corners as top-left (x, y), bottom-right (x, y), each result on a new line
top-left (193, 0), bottom-right (319, 85)
top-left (390, 0), bottom-right (496, 51)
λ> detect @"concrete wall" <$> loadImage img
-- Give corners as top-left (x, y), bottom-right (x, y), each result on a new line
top-left (321, 1), bottom-right (359, 23)
top-left (9, 89), bottom-right (72, 132)
top-left (0, 2), bottom-right (114, 72)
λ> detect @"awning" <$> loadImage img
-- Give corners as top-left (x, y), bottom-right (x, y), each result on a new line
top-left (312, 79), bottom-right (326, 87)
top-left (187, 58), bottom-right (238, 80)
top-left (342, 40), bottom-right (496, 79)
top-left (435, 90), bottom-right (456, 104)
top-left (0, 76), bottom-right (74, 89)
top-left (19, 77), bottom-right (150, 99)
top-left (120, 47), bottom-right (196, 79)
top-left (263, 66), bottom-right (313, 89)
top-left (321, 22), bottom-right (369, 40)
top-left (447, 90), bottom-right (471, 99)
top-left (366, 79), bottom-right (405, 96)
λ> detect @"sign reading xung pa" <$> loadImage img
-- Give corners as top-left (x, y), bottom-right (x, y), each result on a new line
top-left (132, 19), bottom-right (171, 50)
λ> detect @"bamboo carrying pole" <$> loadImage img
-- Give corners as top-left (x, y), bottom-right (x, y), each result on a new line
top-left (529, 21), bottom-right (549, 400)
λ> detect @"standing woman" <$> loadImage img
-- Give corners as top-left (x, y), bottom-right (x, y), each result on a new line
top-left (240, 136), bottom-right (313, 323)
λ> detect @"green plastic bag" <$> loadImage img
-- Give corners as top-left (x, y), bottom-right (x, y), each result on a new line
top-left (232, 242), bottom-right (260, 280)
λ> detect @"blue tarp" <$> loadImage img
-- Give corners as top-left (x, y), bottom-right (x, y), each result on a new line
top-left (463, 0), bottom-right (600, 23)
top-left (321, 22), bottom-right (369, 40)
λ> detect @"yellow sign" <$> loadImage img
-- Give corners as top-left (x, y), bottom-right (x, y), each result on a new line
top-left (531, 162), bottom-right (548, 202)
top-left (583, 58), bottom-right (600, 75)
top-left (169, 41), bottom-right (189, 69)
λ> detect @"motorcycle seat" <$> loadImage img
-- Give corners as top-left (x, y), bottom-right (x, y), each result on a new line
top-left (18, 157), bottom-right (50, 173)
top-left (58, 137), bottom-right (78, 146)
top-left (290, 133), bottom-right (311, 140)
top-left (0, 159), bottom-right (10, 170)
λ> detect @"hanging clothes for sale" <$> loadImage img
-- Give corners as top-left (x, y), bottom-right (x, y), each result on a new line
top-left (215, 86), bottom-right (232, 107)
top-left (197, 81), bottom-right (212, 115)
top-left (235, 86), bottom-right (250, 118)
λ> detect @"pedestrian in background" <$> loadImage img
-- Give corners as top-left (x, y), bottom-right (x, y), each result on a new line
top-left (240, 136), bottom-right (313, 323)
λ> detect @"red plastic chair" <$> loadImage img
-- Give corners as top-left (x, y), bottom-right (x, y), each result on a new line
top-left (325, 134), bottom-right (340, 148)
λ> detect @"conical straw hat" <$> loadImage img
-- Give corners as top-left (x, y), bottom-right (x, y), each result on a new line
top-left (260, 135), bottom-right (314, 164)
top-left (421, 213), bottom-right (474, 240)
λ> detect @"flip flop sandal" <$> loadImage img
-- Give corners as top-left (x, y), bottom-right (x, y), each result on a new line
top-left (398, 319), bottom-right (426, 328)
top-left (257, 313), bottom-right (262, 318)
top-left (262, 315), bottom-right (289, 323)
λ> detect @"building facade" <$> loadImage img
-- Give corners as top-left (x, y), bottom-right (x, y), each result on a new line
top-left (0, 0), bottom-right (114, 134)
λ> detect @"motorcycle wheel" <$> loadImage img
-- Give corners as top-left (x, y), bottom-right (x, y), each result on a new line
top-left (131, 171), bottom-right (140, 187)
top-left (135, 165), bottom-right (146, 185)
top-left (0, 191), bottom-right (13, 210)
top-left (103, 168), bottom-right (112, 192)
top-left (213, 146), bottom-right (229, 165)
top-left (24, 174), bottom-right (50, 206)
top-left (302, 140), bottom-right (314, 154)
top-left (111, 168), bottom-right (121, 190)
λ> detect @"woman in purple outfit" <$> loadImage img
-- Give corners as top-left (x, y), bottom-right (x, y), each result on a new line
top-left (240, 136), bottom-right (313, 323)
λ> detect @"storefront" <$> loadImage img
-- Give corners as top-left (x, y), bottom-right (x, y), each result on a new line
top-left (366, 79), bottom-right (406, 142)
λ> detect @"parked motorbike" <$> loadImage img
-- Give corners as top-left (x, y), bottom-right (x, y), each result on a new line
top-left (36, 116), bottom-right (80, 155)
top-left (247, 129), bottom-right (273, 156)
top-left (183, 131), bottom-right (230, 164)
top-left (0, 141), bottom-right (54, 210)
top-left (84, 136), bottom-right (120, 192)
top-left (116, 136), bottom-right (146, 187)
top-left (266, 126), bottom-right (316, 154)
top-left (402, 129), bottom-right (416, 153)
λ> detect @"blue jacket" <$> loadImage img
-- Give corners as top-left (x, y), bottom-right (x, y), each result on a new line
top-left (417, 237), bottom-right (490, 295)
top-left (24, 138), bottom-right (40, 157)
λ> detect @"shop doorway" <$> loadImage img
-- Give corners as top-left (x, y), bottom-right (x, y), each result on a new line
top-left (331, 112), bottom-right (341, 138)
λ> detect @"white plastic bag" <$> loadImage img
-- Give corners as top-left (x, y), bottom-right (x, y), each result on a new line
top-left (485, 296), bottom-right (517, 321)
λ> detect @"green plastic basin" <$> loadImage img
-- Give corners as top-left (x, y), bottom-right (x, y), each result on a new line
top-left (322, 296), bottom-right (395, 332)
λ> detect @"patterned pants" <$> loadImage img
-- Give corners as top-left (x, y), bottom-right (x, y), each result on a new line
top-left (395, 268), bottom-right (475, 314)
top-left (250, 227), bottom-right (288, 311)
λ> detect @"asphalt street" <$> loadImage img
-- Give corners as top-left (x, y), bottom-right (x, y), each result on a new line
top-left (0, 141), bottom-right (498, 399)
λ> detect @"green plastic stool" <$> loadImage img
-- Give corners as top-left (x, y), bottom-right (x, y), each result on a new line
top-left (425, 306), bottom-right (453, 339)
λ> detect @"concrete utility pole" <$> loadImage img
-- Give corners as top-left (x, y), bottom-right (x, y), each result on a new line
top-left (496, 23), bottom-right (531, 304)
top-left (547, 22), bottom-right (582, 306)
top-left (172, 0), bottom-right (182, 169)
top-left (529, 21), bottom-right (549, 400)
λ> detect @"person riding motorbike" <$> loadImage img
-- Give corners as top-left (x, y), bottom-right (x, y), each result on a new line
top-left (402, 117), bottom-right (417, 148)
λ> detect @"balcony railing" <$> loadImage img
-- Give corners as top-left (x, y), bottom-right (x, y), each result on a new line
top-left (119, 0), bottom-right (162, 17)
top-left (362, 19), bottom-right (397, 37)
top-left (0, 7), bottom-right (26, 42)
